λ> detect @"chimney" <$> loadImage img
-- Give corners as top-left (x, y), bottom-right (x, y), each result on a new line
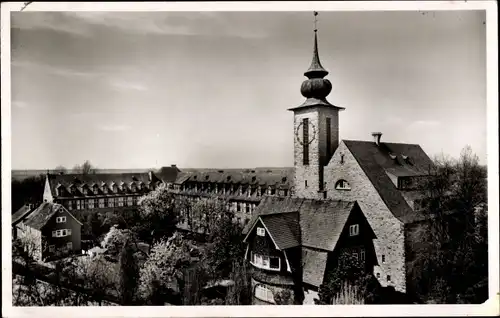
top-left (372, 132), bottom-right (382, 146)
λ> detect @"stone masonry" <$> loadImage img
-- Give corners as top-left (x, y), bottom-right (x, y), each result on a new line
top-left (324, 141), bottom-right (407, 293)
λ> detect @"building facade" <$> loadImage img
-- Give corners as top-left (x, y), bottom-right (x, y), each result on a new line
top-left (167, 168), bottom-right (293, 226)
top-left (242, 25), bottom-right (435, 303)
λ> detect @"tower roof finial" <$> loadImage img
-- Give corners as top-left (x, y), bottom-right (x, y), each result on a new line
top-left (305, 11), bottom-right (328, 79)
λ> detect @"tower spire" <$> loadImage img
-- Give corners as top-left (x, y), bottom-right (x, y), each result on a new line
top-left (305, 11), bottom-right (328, 79)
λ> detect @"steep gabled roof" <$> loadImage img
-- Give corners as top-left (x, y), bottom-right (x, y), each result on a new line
top-left (299, 200), bottom-right (355, 251)
top-left (343, 140), bottom-right (433, 224)
top-left (243, 197), bottom-right (357, 252)
top-left (259, 212), bottom-right (301, 250)
top-left (24, 202), bottom-right (82, 230)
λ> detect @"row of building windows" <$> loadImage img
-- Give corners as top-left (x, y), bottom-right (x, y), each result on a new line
top-left (174, 183), bottom-right (288, 198)
top-left (48, 242), bottom-right (72, 253)
top-left (52, 229), bottom-right (71, 237)
top-left (58, 182), bottom-right (157, 197)
top-left (64, 196), bottom-right (140, 210)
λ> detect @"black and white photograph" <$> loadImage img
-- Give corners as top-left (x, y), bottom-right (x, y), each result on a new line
top-left (1, 1), bottom-right (498, 317)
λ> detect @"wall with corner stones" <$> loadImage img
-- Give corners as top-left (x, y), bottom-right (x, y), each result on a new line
top-left (323, 141), bottom-right (407, 293)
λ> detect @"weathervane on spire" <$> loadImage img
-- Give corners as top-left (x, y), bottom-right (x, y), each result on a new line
top-left (313, 11), bottom-right (318, 32)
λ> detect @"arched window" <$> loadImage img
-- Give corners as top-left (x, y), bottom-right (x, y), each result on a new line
top-left (335, 179), bottom-right (351, 190)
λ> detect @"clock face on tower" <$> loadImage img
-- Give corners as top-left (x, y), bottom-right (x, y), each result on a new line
top-left (295, 120), bottom-right (317, 145)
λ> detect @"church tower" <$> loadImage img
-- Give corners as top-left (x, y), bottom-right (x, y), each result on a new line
top-left (289, 12), bottom-right (344, 199)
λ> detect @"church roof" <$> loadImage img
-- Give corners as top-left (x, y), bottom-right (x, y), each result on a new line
top-left (343, 140), bottom-right (434, 224)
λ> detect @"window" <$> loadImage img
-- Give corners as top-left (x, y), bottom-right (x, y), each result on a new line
top-left (382, 255), bottom-right (386, 264)
top-left (305, 180), bottom-right (308, 188)
top-left (103, 187), bottom-right (108, 194)
top-left (326, 117), bottom-right (332, 158)
top-left (257, 227), bottom-right (265, 236)
top-left (76, 200), bottom-right (81, 210)
top-left (83, 188), bottom-right (88, 195)
top-left (376, 273), bottom-right (380, 279)
top-left (118, 197), bottom-right (124, 207)
top-left (340, 154), bottom-right (345, 164)
top-left (237, 202), bottom-right (241, 212)
top-left (113, 185), bottom-right (118, 193)
top-left (387, 275), bottom-right (391, 282)
top-left (52, 229), bottom-right (71, 237)
top-left (98, 198), bottom-right (105, 208)
top-left (49, 245), bottom-right (55, 253)
top-left (303, 118), bottom-right (309, 165)
top-left (360, 249), bottom-right (366, 262)
top-left (132, 196), bottom-right (138, 205)
top-left (349, 224), bottom-right (359, 236)
top-left (255, 285), bottom-right (275, 303)
top-left (270, 188), bottom-right (276, 195)
top-left (67, 242), bottom-right (73, 250)
top-left (56, 216), bottom-right (66, 223)
top-left (127, 196), bottom-right (133, 206)
top-left (335, 179), bottom-right (351, 190)
top-left (108, 198), bottom-right (115, 208)
top-left (246, 204), bottom-right (250, 213)
top-left (67, 200), bottom-right (73, 210)
top-left (251, 252), bottom-right (280, 271)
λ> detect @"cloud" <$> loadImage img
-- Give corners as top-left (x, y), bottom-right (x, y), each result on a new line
top-left (12, 100), bottom-right (29, 109)
top-left (12, 60), bottom-right (104, 80)
top-left (109, 79), bottom-right (148, 92)
top-left (409, 120), bottom-right (441, 129)
top-left (11, 12), bottom-right (93, 37)
top-left (14, 11), bottom-right (270, 39)
top-left (98, 124), bottom-right (131, 132)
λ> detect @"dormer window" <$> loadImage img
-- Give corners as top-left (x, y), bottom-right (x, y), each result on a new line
top-left (82, 186), bottom-right (88, 195)
top-left (92, 185), bottom-right (99, 194)
top-left (257, 227), bottom-right (265, 236)
top-left (69, 185), bottom-right (76, 195)
top-left (131, 183), bottom-right (137, 193)
top-left (335, 179), bottom-right (351, 190)
top-left (112, 184), bottom-right (118, 193)
top-left (102, 186), bottom-right (108, 194)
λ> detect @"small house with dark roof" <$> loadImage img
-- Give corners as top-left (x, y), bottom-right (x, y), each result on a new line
top-left (242, 197), bottom-right (376, 305)
top-left (13, 202), bottom-right (82, 261)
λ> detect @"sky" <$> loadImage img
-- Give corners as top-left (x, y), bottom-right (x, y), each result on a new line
top-left (10, 10), bottom-right (487, 170)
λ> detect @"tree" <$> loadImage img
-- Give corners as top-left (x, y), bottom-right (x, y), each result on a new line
top-left (101, 225), bottom-right (135, 258)
top-left (199, 200), bottom-right (246, 280)
top-left (274, 289), bottom-right (293, 305)
top-left (54, 165), bottom-right (67, 174)
top-left (73, 160), bottom-right (96, 175)
top-left (318, 252), bottom-right (378, 304)
top-left (118, 241), bottom-right (140, 305)
top-left (137, 185), bottom-right (178, 249)
top-left (224, 260), bottom-right (252, 305)
top-left (138, 233), bottom-right (191, 305)
top-left (11, 174), bottom-right (44, 213)
top-left (407, 145), bottom-right (488, 304)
